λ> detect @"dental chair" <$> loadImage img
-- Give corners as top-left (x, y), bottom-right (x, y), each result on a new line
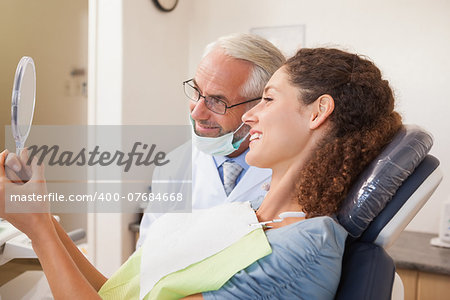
top-left (334, 125), bottom-right (443, 300)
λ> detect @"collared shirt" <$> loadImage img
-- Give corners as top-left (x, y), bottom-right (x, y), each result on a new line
top-left (213, 148), bottom-right (250, 185)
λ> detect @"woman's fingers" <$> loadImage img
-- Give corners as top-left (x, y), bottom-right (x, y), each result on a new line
top-left (5, 151), bottom-right (31, 183)
top-left (0, 150), bottom-right (10, 178)
top-left (5, 152), bottom-right (22, 173)
top-left (5, 167), bottom-right (22, 183)
top-left (0, 150), bottom-right (9, 218)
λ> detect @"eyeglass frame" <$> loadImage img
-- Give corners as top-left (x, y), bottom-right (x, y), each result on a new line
top-left (183, 78), bottom-right (261, 115)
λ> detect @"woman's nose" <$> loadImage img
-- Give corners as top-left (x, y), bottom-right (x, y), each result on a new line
top-left (242, 103), bottom-right (259, 125)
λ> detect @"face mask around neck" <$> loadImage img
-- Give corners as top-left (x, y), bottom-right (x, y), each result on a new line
top-left (190, 115), bottom-right (249, 156)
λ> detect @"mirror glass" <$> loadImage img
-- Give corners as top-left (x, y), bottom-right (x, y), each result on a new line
top-left (11, 56), bottom-right (36, 154)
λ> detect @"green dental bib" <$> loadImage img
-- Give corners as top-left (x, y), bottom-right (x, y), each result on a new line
top-left (98, 228), bottom-right (271, 300)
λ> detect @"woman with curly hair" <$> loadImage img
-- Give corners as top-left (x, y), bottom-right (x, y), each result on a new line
top-left (196, 48), bottom-right (401, 299)
top-left (0, 47), bottom-right (401, 299)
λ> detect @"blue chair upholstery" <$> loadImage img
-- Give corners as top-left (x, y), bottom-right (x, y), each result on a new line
top-left (334, 125), bottom-right (442, 300)
top-left (336, 242), bottom-right (395, 300)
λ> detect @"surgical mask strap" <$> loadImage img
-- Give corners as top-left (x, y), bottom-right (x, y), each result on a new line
top-left (231, 122), bottom-right (250, 147)
top-left (233, 122), bottom-right (246, 134)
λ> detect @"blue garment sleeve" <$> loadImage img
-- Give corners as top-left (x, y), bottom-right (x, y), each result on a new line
top-left (202, 216), bottom-right (348, 300)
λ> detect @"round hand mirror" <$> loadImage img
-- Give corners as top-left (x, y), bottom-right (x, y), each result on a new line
top-left (11, 56), bottom-right (36, 155)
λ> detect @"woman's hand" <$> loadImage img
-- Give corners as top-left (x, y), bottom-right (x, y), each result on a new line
top-left (1, 150), bottom-right (104, 299)
top-left (0, 149), bottom-right (53, 240)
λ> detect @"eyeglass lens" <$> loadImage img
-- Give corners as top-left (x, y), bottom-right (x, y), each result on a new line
top-left (185, 82), bottom-right (226, 114)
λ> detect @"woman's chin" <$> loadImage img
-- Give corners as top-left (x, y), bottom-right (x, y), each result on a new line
top-left (245, 152), bottom-right (270, 169)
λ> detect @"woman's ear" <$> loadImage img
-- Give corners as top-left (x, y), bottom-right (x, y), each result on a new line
top-left (310, 95), bottom-right (335, 129)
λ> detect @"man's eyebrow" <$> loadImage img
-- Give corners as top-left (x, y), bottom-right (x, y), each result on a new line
top-left (209, 94), bottom-right (229, 104)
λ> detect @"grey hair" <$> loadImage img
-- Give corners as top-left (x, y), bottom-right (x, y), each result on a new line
top-left (203, 33), bottom-right (286, 99)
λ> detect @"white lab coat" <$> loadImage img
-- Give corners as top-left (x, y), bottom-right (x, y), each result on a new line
top-left (137, 141), bottom-right (272, 248)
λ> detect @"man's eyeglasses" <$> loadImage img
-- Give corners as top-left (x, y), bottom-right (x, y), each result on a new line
top-left (183, 79), bottom-right (261, 115)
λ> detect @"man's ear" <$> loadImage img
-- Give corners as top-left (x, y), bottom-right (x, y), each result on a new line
top-left (310, 95), bottom-right (335, 129)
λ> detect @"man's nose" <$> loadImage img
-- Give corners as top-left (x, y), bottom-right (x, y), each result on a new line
top-left (190, 98), bottom-right (211, 119)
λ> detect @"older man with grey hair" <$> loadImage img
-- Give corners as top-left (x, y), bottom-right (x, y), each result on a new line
top-left (137, 33), bottom-right (285, 247)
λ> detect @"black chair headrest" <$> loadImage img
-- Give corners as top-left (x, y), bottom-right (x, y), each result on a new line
top-left (337, 125), bottom-right (433, 238)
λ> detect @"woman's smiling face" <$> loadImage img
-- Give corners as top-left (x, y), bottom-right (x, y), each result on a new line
top-left (242, 66), bottom-right (315, 171)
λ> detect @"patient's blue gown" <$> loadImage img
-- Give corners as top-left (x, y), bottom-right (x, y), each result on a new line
top-left (202, 216), bottom-right (348, 300)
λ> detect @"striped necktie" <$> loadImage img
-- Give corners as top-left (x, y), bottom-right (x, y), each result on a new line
top-left (222, 161), bottom-right (243, 196)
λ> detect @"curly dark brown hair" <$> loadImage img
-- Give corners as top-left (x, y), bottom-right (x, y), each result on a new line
top-left (285, 48), bottom-right (402, 218)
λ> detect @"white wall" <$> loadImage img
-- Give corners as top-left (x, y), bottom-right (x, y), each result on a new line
top-left (88, 0), bottom-right (125, 276)
top-left (122, 0), bottom-right (192, 125)
top-left (89, 0), bottom-right (193, 272)
top-left (186, 0), bottom-right (450, 234)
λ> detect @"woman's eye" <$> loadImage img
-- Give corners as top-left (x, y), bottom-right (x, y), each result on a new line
top-left (263, 97), bottom-right (273, 102)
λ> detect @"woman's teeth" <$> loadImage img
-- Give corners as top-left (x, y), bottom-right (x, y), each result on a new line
top-left (249, 133), bottom-right (262, 142)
